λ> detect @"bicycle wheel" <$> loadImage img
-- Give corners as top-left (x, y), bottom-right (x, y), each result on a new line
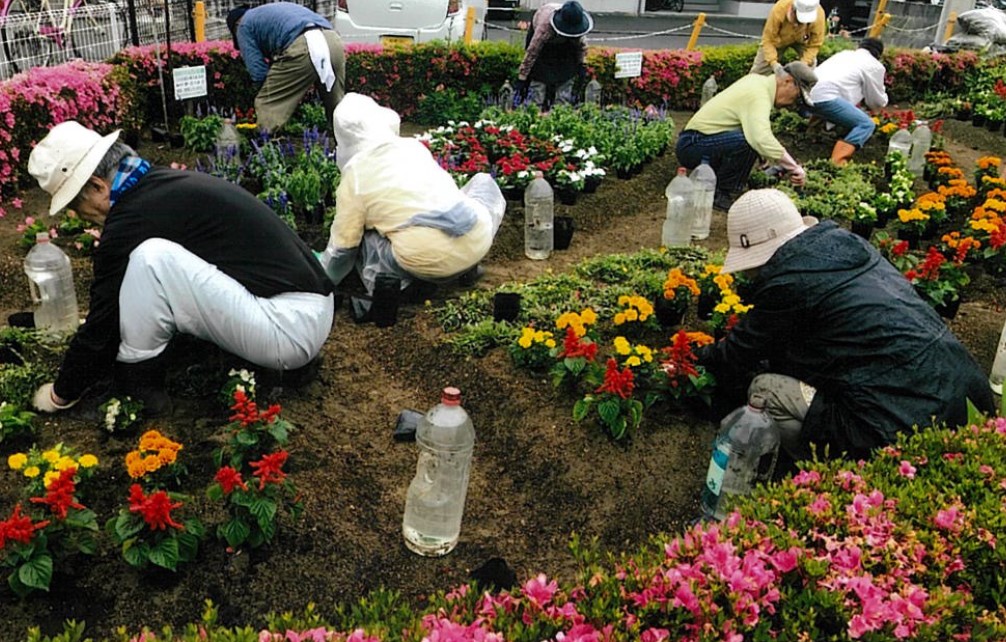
top-left (1, 0), bottom-right (60, 73)
top-left (70, 0), bottom-right (126, 61)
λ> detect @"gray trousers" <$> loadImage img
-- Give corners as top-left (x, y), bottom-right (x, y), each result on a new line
top-left (256, 29), bottom-right (346, 133)
top-left (748, 373), bottom-right (817, 461)
top-left (528, 78), bottom-right (576, 107)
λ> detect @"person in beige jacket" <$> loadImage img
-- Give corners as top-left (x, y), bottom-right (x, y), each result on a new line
top-left (319, 94), bottom-right (506, 313)
top-left (751, 0), bottom-right (827, 75)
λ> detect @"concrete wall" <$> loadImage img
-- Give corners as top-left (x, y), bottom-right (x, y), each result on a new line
top-left (869, 0), bottom-right (942, 48)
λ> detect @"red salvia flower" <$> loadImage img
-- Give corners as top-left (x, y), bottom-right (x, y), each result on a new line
top-left (560, 326), bottom-right (598, 361)
top-left (229, 389), bottom-right (282, 426)
top-left (250, 451), bottom-right (289, 490)
top-left (660, 330), bottom-right (700, 387)
top-left (892, 240), bottom-right (910, 257)
top-left (595, 358), bottom-right (635, 399)
top-left (28, 467), bottom-right (84, 520)
top-left (215, 466), bottom-right (248, 495)
top-left (128, 484), bottom-right (184, 531)
top-left (0, 504), bottom-right (49, 548)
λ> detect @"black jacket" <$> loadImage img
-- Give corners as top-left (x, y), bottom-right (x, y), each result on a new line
top-left (698, 221), bottom-right (993, 459)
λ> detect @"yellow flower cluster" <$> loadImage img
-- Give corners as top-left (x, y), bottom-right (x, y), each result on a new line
top-left (981, 175), bottom-right (1006, 189)
top-left (937, 166), bottom-right (965, 180)
top-left (685, 331), bottom-right (715, 347)
top-left (7, 446), bottom-right (98, 488)
top-left (971, 198), bottom-right (1006, 234)
top-left (713, 292), bottom-right (753, 316)
top-left (937, 180), bottom-right (976, 200)
top-left (612, 336), bottom-right (655, 367)
top-left (977, 156), bottom-right (1002, 170)
top-left (517, 327), bottom-right (556, 350)
top-left (916, 192), bottom-right (946, 214)
top-left (662, 267), bottom-right (700, 301)
top-left (897, 208), bottom-right (929, 223)
top-left (879, 122), bottom-right (898, 135)
top-left (235, 122), bottom-right (258, 131)
top-left (125, 430), bottom-right (183, 479)
top-left (555, 308), bottom-right (597, 338)
top-left (613, 295), bottom-right (654, 326)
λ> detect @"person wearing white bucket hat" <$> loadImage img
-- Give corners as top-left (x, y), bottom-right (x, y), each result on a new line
top-left (26, 121), bottom-right (335, 417)
top-left (513, 1), bottom-right (594, 108)
top-left (696, 189), bottom-right (993, 463)
top-left (750, 0), bottom-right (826, 75)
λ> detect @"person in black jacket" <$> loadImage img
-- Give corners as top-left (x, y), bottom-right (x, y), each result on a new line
top-left (697, 189), bottom-right (994, 461)
top-left (26, 121), bottom-right (335, 416)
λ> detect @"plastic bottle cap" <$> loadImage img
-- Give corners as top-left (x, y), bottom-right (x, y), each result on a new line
top-left (748, 393), bottom-right (767, 410)
top-left (441, 387), bottom-right (462, 405)
top-left (677, 167), bottom-right (688, 176)
top-left (533, 171), bottom-right (544, 179)
top-left (36, 232), bottom-right (50, 243)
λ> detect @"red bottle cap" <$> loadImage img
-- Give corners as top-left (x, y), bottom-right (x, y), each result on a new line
top-left (441, 387), bottom-right (462, 405)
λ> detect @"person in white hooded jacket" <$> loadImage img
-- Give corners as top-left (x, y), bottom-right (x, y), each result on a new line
top-left (319, 93), bottom-right (506, 308)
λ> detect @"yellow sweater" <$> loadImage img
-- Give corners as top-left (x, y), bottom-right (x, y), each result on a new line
top-left (683, 74), bottom-right (785, 162)
top-left (760, 0), bottom-right (826, 66)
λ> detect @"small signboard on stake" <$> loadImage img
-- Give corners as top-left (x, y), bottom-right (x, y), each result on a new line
top-left (614, 51), bottom-right (643, 79)
top-left (173, 65), bottom-right (208, 100)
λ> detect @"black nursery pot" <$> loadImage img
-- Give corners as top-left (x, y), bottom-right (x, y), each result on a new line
top-left (696, 291), bottom-right (717, 321)
top-left (492, 292), bottom-right (522, 323)
top-left (554, 216), bottom-right (575, 250)
top-left (973, 112), bottom-right (987, 127)
top-left (653, 295), bottom-right (686, 328)
top-left (850, 221), bottom-right (873, 240)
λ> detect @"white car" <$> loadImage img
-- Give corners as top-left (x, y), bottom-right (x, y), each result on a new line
top-left (333, 0), bottom-right (484, 46)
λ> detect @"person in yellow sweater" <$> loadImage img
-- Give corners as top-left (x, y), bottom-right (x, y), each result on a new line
top-left (676, 63), bottom-right (816, 210)
top-left (751, 0), bottom-right (827, 75)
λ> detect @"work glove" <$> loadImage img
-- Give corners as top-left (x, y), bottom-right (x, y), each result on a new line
top-left (32, 383), bottom-right (78, 413)
top-left (771, 61), bottom-right (784, 74)
top-left (777, 150), bottom-right (807, 187)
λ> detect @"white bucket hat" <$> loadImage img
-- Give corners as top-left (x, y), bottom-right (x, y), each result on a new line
top-left (793, 0), bottom-right (820, 24)
top-left (28, 121), bottom-right (120, 215)
top-left (722, 189), bottom-right (817, 274)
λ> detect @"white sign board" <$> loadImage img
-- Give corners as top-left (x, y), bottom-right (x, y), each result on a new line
top-left (614, 51), bottom-right (643, 79)
top-left (173, 65), bottom-right (208, 100)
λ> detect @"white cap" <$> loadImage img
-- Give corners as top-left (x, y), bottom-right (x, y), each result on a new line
top-left (793, 0), bottom-right (820, 24)
top-left (28, 121), bottom-right (120, 215)
top-left (722, 189), bottom-right (817, 274)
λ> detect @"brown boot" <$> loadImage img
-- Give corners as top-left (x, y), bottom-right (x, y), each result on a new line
top-left (831, 140), bottom-right (857, 166)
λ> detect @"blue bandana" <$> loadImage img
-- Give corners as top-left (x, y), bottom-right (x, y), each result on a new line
top-left (109, 157), bottom-right (151, 207)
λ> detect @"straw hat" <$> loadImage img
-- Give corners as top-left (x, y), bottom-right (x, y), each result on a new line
top-left (722, 189), bottom-right (817, 274)
top-left (550, 1), bottom-right (593, 38)
top-left (28, 121), bottom-right (120, 216)
top-left (793, 0), bottom-right (821, 24)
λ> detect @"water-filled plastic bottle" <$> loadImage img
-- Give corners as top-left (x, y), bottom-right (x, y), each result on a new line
top-left (700, 75), bottom-right (718, 106)
top-left (499, 80), bottom-right (514, 110)
top-left (402, 387), bottom-right (475, 556)
top-left (524, 171), bottom-right (554, 260)
top-left (662, 167), bottom-right (694, 248)
top-left (24, 232), bottom-right (79, 334)
top-left (887, 125), bottom-right (912, 160)
top-left (700, 393), bottom-right (780, 521)
top-left (216, 117), bottom-right (242, 161)
top-left (908, 120), bottom-right (932, 176)
top-left (689, 159), bottom-right (717, 240)
top-left (584, 78), bottom-right (602, 105)
top-left (990, 318), bottom-right (1006, 395)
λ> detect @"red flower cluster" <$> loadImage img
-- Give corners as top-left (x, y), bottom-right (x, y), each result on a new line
top-left (560, 327), bottom-right (598, 361)
top-left (905, 247), bottom-right (945, 282)
top-left (128, 484), bottom-right (184, 531)
top-left (0, 504), bottom-right (49, 548)
top-left (660, 330), bottom-right (700, 387)
top-left (250, 451), bottom-right (289, 490)
top-left (595, 358), bottom-right (635, 399)
top-left (215, 466), bottom-right (248, 495)
top-left (229, 389), bottom-right (281, 427)
top-left (892, 240), bottom-right (910, 257)
top-left (28, 467), bottom-right (84, 520)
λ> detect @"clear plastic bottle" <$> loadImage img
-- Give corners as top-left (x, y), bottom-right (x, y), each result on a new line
top-left (700, 394), bottom-right (780, 521)
top-left (499, 79), bottom-right (514, 110)
top-left (662, 167), bottom-right (694, 248)
top-left (908, 120), bottom-right (932, 176)
top-left (584, 78), bottom-right (602, 105)
top-left (24, 231), bottom-right (79, 334)
top-left (524, 171), bottom-right (554, 260)
top-left (990, 318), bottom-right (1006, 395)
top-left (689, 159), bottom-right (717, 240)
top-left (700, 75), bottom-right (718, 106)
top-left (216, 117), bottom-right (242, 161)
top-left (402, 387), bottom-right (476, 557)
top-left (887, 124), bottom-right (912, 160)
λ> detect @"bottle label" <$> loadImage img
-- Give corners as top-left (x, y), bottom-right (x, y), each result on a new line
top-left (704, 437), bottom-right (730, 497)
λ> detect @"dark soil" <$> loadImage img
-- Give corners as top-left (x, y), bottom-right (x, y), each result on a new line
top-left (1, 111), bottom-right (1004, 640)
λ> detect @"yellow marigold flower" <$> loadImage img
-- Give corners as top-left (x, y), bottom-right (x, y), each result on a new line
top-left (625, 356), bottom-right (642, 367)
top-left (142, 454), bottom-right (161, 473)
top-left (125, 451), bottom-right (141, 466)
top-left (41, 449), bottom-right (60, 463)
top-left (518, 334), bottom-right (533, 349)
top-left (139, 430), bottom-right (163, 452)
top-left (685, 332), bottom-right (715, 346)
top-left (635, 299), bottom-right (653, 317)
top-left (23, 466), bottom-right (40, 478)
top-left (734, 303), bottom-right (754, 314)
top-left (43, 470), bottom-right (60, 488)
top-left (580, 308), bottom-right (597, 325)
top-left (636, 345), bottom-right (654, 362)
top-left (880, 123), bottom-right (897, 134)
top-left (545, 339), bottom-right (556, 348)
top-left (54, 456), bottom-right (76, 471)
top-left (723, 293), bottom-right (741, 306)
top-left (555, 312), bottom-right (577, 330)
top-left (158, 448), bottom-right (178, 466)
top-left (713, 273), bottom-right (734, 290)
top-left (617, 295), bottom-right (631, 306)
top-left (978, 156), bottom-right (1001, 170)
top-left (625, 309), bottom-right (639, 322)
top-left (714, 302), bottom-right (730, 314)
top-left (613, 312), bottom-right (626, 326)
top-left (703, 264), bottom-right (722, 276)
top-left (78, 454), bottom-right (98, 468)
top-left (7, 453), bottom-right (27, 470)
top-left (613, 336), bottom-right (631, 355)
top-left (127, 462), bottom-right (147, 479)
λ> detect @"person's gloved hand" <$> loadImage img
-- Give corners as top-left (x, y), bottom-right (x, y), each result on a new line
top-left (512, 78), bottom-right (528, 107)
top-left (32, 383), bottom-right (78, 413)
top-left (771, 61), bottom-right (784, 74)
top-left (789, 165), bottom-right (807, 187)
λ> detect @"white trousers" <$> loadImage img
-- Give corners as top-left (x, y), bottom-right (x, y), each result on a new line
top-left (117, 239), bottom-right (334, 370)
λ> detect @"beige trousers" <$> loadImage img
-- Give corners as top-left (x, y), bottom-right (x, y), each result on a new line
top-left (255, 29), bottom-right (345, 133)
top-left (748, 373), bottom-right (817, 461)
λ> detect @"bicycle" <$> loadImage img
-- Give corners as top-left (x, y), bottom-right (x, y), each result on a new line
top-left (646, 0), bottom-right (684, 11)
top-left (0, 0), bottom-right (124, 72)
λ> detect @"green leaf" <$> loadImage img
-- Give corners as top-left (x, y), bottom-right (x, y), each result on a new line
top-left (75, 533), bottom-right (98, 555)
top-left (123, 539), bottom-right (148, 568)
top-left (148, 537), bottom-right (180, 571)
top-left (65, 508), bottom-right (99, 531)
top-left (112, 512), bottom-right (144, 542)
top-left (572, 398), bottom-right (591, 422)
top-left (597, 398), bottom-right (621, 425)
top-left (18, 554), bottom-right (52, 591)
top-left (220, 518), bottom-right (251, 549)
top-left (177, 529), bottom-right (202, 563)
top-left (268, 421), bottom-right (290, 445)
top-left (206, 484), bottom-right (224, 502)
top-left (250, 497), bottom-right (278, 531)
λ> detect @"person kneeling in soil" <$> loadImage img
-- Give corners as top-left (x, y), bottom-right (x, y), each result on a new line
top-left (695, 189), bottom-right (994, 462)
top-left (675, 62), bottom-right (815, 212)
top-left (27, 121), bottom-right (335, 416)
top-left (319, 93), bottom-right (506, 315)
top-left (807, 37), bottom-right (888, 165)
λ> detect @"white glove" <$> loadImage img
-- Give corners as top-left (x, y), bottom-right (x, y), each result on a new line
top-left (32, 383), bottom-right (78, 413)
top-left (777, 151), bottom-right (806, 186)
top-left (771, 61), bottom-right (784, 74)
